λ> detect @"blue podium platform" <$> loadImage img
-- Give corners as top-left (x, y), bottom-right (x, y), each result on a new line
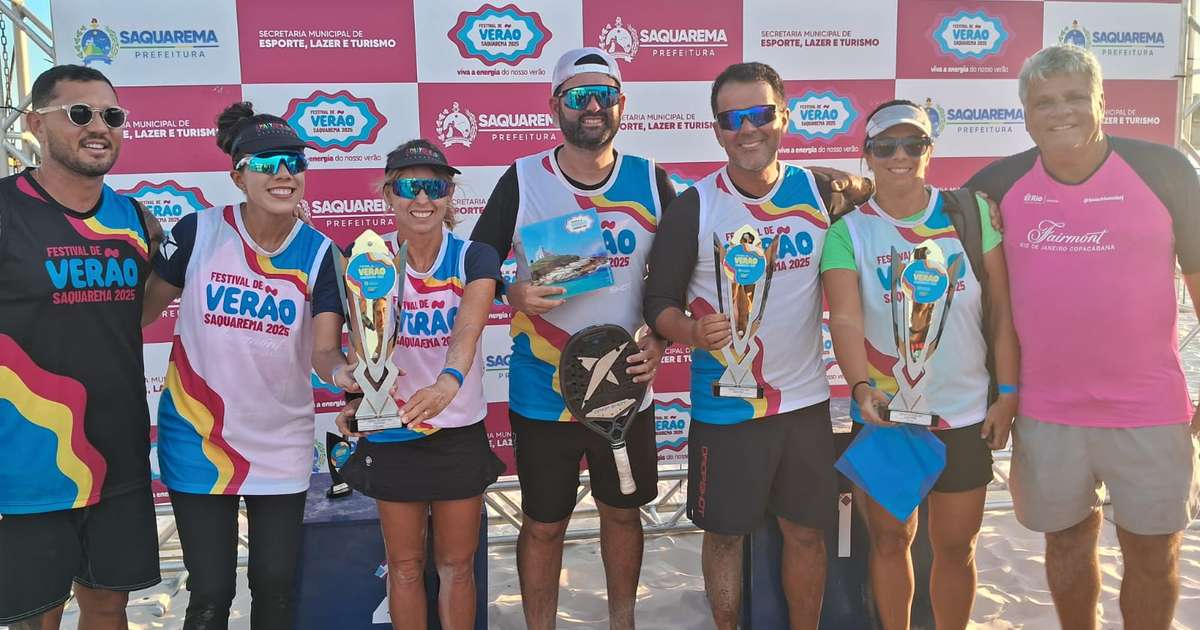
top-left (293, 474), bottom-right (488, 630)
top-left (741, 432), bottom-right (935, 629)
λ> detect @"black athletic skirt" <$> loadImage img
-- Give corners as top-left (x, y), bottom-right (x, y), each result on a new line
top-left (339, 422), bottom-right (505, 503)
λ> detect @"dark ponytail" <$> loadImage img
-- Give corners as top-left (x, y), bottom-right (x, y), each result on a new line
top-left (215, 101), bottom-right (257, 156)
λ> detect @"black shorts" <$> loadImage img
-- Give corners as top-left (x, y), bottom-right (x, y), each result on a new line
top-left (0, 486), bottom-right (161, 624)
top-left (849, 421), bottom-right (995, 493)
top-left (341, 422), bottom-right (505, 503)
top-left (510, 408), bottom-right (659, 523)
top-left (687, 401), bottom-right (838, 536)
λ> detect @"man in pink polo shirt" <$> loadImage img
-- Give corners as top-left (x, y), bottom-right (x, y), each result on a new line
top-left (967, 45), bottom-right (1200, 629)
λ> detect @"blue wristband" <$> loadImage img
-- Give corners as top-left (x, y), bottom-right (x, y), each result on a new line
top-left (997, 384), bottom-right (1018, 395)
top-left (440, 367), bottom-right (465, 386)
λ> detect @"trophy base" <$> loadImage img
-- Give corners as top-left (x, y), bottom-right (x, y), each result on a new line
top-left (349, 415), bottom-right (406, 433)
top-left (326, 482), bottom-right (352, 499)
top-left (712, 383), bottom-right (764, 399)
top-left (884, 409), bottom-right (935, 427)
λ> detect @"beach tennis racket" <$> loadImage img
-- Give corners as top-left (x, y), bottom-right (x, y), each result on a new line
top-left (559, 324), bottom-right (647, 495)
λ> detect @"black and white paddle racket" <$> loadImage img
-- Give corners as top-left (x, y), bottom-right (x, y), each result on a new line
top-left (559, 324), bottom-right (648, 495)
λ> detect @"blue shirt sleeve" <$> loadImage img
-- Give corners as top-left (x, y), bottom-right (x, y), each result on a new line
top-left (311, 246), bottom-right (343, 317)
top-left (464, 240), bottom-right (502, 284)
top-left (152, 211), bottom-right (198, 288)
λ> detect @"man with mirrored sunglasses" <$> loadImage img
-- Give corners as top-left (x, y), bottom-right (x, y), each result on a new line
top-left (0, 65), bottom-right (163, 630)
top-left (643, 61), bottom-right (874, 630)
top-left (470, 47), bottom-right (676, 630)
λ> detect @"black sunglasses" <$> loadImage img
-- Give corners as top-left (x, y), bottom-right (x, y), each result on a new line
top-left (34, 103), bottom-right (129, 129)
top-left (866, 136), bottom-right (931, 159)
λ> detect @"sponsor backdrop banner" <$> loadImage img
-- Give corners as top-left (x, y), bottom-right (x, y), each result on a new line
top-left (52, 0), bottom-right (1183, 498)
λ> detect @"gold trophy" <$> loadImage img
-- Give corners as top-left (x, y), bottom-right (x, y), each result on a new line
top-left (711, 225), bottom-right (780, 398)
top-left (885, 241), bottom-right (962, 426)
top-left (333, 230), bottom-right (407, 432)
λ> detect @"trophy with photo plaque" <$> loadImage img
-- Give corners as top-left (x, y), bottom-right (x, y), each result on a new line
top-left (711, 225), bottom-right (780, 399)
top-left (332, 230), bottom-right (408, 433)
top-left (883, 241), bottom-right (963, 426)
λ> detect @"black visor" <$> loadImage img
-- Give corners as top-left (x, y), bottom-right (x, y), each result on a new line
top-left (231, 118), bottom-right (307, 161)
top-left (384, 143), bottom-right (461, 175)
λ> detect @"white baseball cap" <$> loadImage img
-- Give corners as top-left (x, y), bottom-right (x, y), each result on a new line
top-left (865, 103), bottom-right (933, 138)
top-left (551, 47), bottom-right (622, 95)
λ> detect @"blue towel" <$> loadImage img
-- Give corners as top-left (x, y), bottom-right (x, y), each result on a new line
top-left (836, 421), bottom-right (947, 521)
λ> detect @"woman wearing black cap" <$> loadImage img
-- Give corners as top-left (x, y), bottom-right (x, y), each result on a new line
top-left (141, 102), bottom-right (355, 629)
top-left (821, 99), bottom-right (1019, 629)
top-left (335, 139), bottom-right (503, 630)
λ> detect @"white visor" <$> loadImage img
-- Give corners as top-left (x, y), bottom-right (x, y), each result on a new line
top-left (865, 103), bottom-right (932, 138)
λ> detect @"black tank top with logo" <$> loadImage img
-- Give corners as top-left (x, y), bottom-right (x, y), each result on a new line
top-left (0, 169), bottom-right (152, 514)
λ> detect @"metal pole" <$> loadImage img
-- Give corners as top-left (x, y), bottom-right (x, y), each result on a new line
top-left (10, 0), bottom-right (28, 175)
top-left (1181, 0), bottom-right (1198, 158)
top-left (0, 8), bottom-right (11, 175)
top-left (0, 0), bottom-right (48, 174)
top-left (12, 1), bottom-right (26, 96)
top-left (0, 1), bottom-right (52, 57)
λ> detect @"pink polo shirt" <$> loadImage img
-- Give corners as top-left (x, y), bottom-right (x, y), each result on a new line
top-left (968, 137), bottom-right (1198, 427)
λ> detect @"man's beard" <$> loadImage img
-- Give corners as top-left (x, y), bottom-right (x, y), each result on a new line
top-left (559, 108), bottom-right (617, 150)
top-left (44, 132), bottom-right (118, 177)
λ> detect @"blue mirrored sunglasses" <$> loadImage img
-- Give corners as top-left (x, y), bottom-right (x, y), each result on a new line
top-left (235, 152), bottom-right (308, 175)
top-left (391, 178), bottom-right (451, 200)
top-left (716, 104), bottom-right (777, 131)
top-left (557, 85), bottom-right (620, 111)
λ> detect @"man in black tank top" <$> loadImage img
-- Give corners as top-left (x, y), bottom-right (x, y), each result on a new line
top-left (0, 65), bottom-right (162, 629)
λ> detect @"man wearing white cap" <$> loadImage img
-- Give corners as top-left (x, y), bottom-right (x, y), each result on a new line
top-left (470, 47), bottom-right (675, 629)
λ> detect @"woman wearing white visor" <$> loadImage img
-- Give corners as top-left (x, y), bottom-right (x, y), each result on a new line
top-left (822, 99), bottom-right (1020, 630)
